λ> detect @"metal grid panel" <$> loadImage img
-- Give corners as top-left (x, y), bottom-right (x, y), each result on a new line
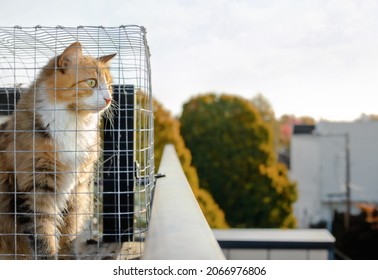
top-left (0, 26), bottom-right (154, 259)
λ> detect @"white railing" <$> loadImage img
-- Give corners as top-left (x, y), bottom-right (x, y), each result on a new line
top-left (142, 145), bottom-right (225, 259)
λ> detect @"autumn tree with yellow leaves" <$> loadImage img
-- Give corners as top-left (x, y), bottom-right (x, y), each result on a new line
top-left (180, 94), bottom-right (297, 228)
top-left (153, 99), bottom-right (228, 228)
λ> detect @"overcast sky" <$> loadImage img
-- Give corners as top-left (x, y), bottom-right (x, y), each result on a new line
top-left (1, 0), bottom-right (378, 121)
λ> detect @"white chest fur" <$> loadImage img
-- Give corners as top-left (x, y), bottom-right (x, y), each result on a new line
top-left (53, 113), bottom-right (98, 167)
top-left (36, 92), bottom-right (100, 169)
top-left (44, 111), bottom-right (98, 166)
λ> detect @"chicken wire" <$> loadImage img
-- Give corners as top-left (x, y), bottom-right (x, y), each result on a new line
top-left (0, 26), bottom-right (154, 259)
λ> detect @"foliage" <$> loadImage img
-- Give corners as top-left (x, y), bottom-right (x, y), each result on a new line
top-left (180, 93), bottom-right (297, 228)
top-left (251, 93), bottom-right (279, 154)
top-left (251, 93), bottom-right (276, 125)
top-left (153, 99), bottom-right (228, 228)
top-left (278, 114), bottom-right (315, 150)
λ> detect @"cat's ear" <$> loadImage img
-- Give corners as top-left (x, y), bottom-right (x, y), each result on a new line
top-left (98, 53), bottom-right (117, 65)
top-left (57, 42), bottom-right (83, 74)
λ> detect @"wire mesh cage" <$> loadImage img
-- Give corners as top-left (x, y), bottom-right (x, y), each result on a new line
top-left (0, 26), bottom-right (154, 259)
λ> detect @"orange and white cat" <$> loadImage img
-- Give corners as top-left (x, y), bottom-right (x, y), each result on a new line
top-left (0, 42), bottom-right (116, 259)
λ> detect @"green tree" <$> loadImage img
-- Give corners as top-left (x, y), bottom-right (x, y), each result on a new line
top-left (153, 99), bottom-right (228, 228)
top-left (251, 93), bottom-right (279, 154)
top-left (180, 93), bottom-right (297, 228)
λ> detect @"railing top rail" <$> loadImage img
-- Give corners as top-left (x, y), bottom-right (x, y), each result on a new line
top-left (143, 144), bottom-right (225, 260)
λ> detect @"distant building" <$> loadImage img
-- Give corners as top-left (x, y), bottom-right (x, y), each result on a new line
top-left (213, 228), bottom-right (335, 260)
top-left (290, 121), bottom-right (378, 228)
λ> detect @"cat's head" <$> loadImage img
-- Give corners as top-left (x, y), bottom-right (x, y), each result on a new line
top-left (39, 42), bottom-right (116, 114)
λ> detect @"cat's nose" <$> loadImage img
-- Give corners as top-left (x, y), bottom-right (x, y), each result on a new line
top-left (104, 98), bottom-right (112, 105)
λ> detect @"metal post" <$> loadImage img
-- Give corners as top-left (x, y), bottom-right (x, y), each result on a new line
top-left (315, 131), bottom-right (352, 230)
top-left (345, 133), bottom-right (351, 230)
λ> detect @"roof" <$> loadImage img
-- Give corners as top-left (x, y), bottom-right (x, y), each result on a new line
top-left (213, 228), bottom-right (335, 249)
top-left (293, 124), bottom-right (316, 135)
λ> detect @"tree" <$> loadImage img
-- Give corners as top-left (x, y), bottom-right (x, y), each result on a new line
top-left (153, 98), bottom-right (228, 228)
top-left (251, 93), bottom-right (279, 154)
top-left (251, 93), bottom-right (276, 125)
top-left (180, 93), bottom-right (297, 228)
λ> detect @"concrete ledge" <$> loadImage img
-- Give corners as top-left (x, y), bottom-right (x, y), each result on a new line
top-left (142, 144), bottom-right (225, 259)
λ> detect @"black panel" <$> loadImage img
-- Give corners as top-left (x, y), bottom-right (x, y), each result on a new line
top-left (102, 85), bottom-right (135, 243)
top-left (0, 88), bottom-right (21, 115)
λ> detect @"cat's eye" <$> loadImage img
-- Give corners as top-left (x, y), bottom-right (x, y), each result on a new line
top-left (86, 79), bottom-right (97, 88)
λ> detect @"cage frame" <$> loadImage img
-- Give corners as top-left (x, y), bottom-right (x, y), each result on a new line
top-left (0, 25), bottom-right (155, 259)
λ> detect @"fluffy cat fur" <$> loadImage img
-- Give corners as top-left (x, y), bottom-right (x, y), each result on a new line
top-left (0, 42), bottom-right (116, 259)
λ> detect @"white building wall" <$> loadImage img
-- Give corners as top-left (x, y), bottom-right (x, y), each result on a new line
top-left (291, 135), bottom-right (321, 228)
top-left (317, 122), bottom-right (378, 203)
top-left (291, 121), bottom-right (378, 228)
